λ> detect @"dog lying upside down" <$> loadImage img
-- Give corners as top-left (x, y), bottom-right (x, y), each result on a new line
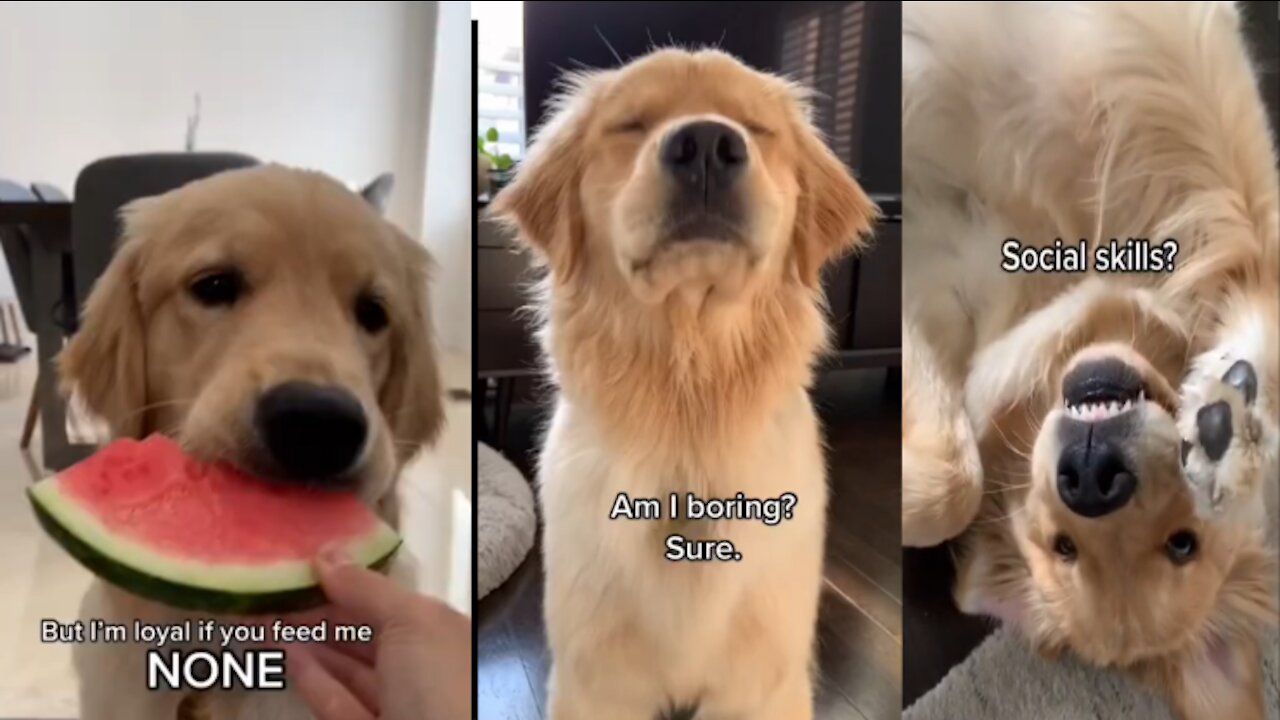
top-left (901, 2), bottom-right (1278, 718)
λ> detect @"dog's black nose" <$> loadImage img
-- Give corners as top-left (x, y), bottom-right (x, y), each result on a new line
top-left (255, 381), bottom-right (367, 481)
top-left (660, 120), bottom-right (747, 193)
top-left (1057, 441), bottom-right (1136, 518)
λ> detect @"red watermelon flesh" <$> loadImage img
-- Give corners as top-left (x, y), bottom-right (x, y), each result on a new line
top-left (28, 434), bottom-right (401, 613)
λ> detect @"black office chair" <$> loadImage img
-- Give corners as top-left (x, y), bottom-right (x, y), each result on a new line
top-left (12, 153), bottom-right (260, 467)
top-left (70, 152), bottom-right (260, 323)
top-left (21, 156), bottom-right (395, 468)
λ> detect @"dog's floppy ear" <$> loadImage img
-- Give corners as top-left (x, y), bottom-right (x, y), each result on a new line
top-left (1169, 547), bottom-right (1275, 719)
top-left (490, 73), bottom-right (598, 281)
top-left (380, 227), bottom-right (444, 466)
top-left (789, 110), bottom-right (878, 288)
top-left (58, 201), bottom-right (153, 438)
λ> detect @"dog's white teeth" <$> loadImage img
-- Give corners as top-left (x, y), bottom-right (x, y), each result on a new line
top-left (1066, 396), bottom-right (1140, 421)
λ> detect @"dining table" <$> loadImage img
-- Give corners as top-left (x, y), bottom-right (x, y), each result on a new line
top-left (0, 193), bottom-right (94, 471)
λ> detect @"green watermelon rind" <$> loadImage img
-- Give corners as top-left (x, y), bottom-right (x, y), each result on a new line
top-left (27, 478), bottom-right (401, 615)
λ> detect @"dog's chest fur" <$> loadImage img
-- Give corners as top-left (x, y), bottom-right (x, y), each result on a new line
top-left (538, 388), bottom-right (827, 667)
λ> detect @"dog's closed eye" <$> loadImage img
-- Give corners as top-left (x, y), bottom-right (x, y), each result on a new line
top-left (608, 117), bottom-right (649, 134)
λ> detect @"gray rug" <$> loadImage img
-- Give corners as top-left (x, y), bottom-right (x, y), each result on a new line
top-left (906, 626), bottom-right (1279, 719)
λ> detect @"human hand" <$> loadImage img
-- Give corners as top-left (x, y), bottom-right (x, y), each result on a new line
top-left (287, 547), bottom-right (473, 720)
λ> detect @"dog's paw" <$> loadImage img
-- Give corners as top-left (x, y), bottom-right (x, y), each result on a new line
top-left (1179, 356), bottom-right (1276, 520)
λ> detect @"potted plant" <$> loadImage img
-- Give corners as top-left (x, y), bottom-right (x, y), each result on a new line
top-left (477, 127), bottom-right (515, 196)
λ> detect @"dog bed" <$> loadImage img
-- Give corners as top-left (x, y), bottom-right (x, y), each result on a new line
top-left (477, 442), bottom-right (537, 599)
top-left (905, 625), bottom-right (1280, 720)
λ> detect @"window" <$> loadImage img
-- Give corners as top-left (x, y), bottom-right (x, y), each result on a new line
top-left (473, 1), bottom-right (526, 160)
top-left (781, 1), bottom-right (867, 168)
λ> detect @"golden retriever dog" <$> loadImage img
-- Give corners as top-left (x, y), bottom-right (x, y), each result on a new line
top-left (901, 2), bottom-right (1277, 718)
top-left (491, 48), bottom-right (876, 719)
top-left (57, 165), bottom-right (443, 720)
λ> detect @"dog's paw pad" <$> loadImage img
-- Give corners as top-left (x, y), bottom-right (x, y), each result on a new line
top-left (1195, 400), bottom-right (1233, 462)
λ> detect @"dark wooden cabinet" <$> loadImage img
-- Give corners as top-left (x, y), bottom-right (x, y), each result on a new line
top-left (823, 195), bottom-right (901, 369)
top-left (476, 210), bottom-right (541, 380)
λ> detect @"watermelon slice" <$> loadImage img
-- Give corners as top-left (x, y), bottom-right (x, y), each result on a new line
top-left (27, 435), bottom-right (400, 614)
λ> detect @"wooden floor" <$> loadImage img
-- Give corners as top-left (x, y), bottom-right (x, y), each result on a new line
top-left (477, 369), bottom-right (903, 720)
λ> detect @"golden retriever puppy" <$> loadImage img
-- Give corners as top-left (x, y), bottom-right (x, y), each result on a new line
top-left (901, 1), bottom-right (1277, 717)
top-left (491, 48), bottom-right (876, 720)
top-left (58, 165), bottom-right (443, 720)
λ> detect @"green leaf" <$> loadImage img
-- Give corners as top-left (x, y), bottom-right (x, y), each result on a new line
top-left (494, 154), bottom-right (514, 171)
top-left (477, 136), bottom-right (485, 151)
top-left (485, 127), bottom-right (499, 142)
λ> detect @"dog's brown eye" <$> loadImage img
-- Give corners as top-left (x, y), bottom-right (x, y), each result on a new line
top-left (1052, 533), bottom-right (1077, 561)
top-left (189, 270), bottom-right (244, 307)
top-left (355, 293), bottom-right (389, 333)
top-left (1165, 530), bottom-right (1198, 565)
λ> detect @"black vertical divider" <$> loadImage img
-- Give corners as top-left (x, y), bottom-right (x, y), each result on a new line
top-left (469, 16), bottom-right (481, 715)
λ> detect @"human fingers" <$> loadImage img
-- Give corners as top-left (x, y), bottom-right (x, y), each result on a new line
top-left (286, 643), bottom-right (376, 720)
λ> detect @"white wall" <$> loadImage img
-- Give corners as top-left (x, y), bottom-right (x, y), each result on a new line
top-left (0, 1), bottom-right (472, 353)
top-left (0, 1), bottom-right (434, 231)
top-left (420, 0), bottom-right (472, 352)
